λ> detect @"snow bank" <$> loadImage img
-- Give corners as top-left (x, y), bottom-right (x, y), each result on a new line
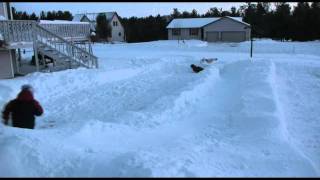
top-left (0, 68), bottom-right (143, 104)
top-left (151, 66), bottom-right (221, 125)
top-left (0, 39), bottom-right (320, 177)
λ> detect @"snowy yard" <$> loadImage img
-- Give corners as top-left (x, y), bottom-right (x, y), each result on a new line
top-left (0, 39), bottom-right (320, 177)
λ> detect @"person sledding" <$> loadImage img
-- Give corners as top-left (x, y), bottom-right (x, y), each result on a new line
top-left (190, 64), bottom-right (204, 73)
top-left (191, 57), bottom-right (218, 73)
top-left (2, 84), bottom-right (43, 129)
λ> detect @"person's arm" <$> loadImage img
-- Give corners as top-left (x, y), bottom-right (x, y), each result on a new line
top-left (33, 100), bottom-right (43, 116)
top-left (2, 100), bottom-right (14, 125)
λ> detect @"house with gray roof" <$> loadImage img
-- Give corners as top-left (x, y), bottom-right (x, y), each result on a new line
top-left (73, 12), bottom-right (125, 42)
top-left (166, 16), bottom-right (251, 42)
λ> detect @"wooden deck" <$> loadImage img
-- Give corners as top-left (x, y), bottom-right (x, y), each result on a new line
top-left (0, 20), bottom-right (98, 76)
top-left (0, 20), bottom-right (91, 45)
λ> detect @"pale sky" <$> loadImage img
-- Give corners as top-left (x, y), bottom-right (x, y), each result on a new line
top-left (12, 2), bottom-right (246, 18)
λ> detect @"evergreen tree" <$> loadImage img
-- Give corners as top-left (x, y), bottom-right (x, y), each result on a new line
top-left (21, 12), bottom-right (29, 20)
top-left (204, 7), bottom-right (221, 17)
top-left (40, 11), bottom-right (46, 20)
top-left (191, 9), bottom-right (199, 18)
top-left (56, 10), bottom-right (64, 19)
top-left (182, 11), bottom-right (191, 18)
top-left (221, 11), bottom-right (231, 16)
top-left (311, 2), bottom-right (320, 39)
top-left (230, 7), bottom-right (240, 17)
top-left (46, 11), bottom-right (54, 20)
top-left (63, 11), bottom-right (73, 21)
top-left (292, 2), bottom-right (311, 41)
top-left (171, 8), bottom-right (181, 18)
top-left (255, 2), bottom-right (270, 38)
top-left (272, 2), bottom-right (292, 41)
top-left (95, 13), bottom-right (111, 41)
top-left (29, 13), bottom-right (38, 20)
top-left (243, 3), bottom-right (260, 37)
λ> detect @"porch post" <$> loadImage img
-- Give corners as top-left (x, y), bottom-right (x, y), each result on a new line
top-left (16, 48), bottom-right (21, 74)
top-left (34, 48), bottom-right (40, 72)
top-left (31, 22), bottom-right (40, 72)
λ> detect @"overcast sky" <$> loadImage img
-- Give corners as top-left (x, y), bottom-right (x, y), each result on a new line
top-left (12, 2), bottom-right (247, 18)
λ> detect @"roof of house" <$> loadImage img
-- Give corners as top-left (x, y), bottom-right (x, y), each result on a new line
top-left (72, 14), bottom-right (84, 22)
top-left (73, 12), bottom-right (116, 22)
top-left (166, 16), bottom-right (250, 29)
top-left (166, 17), bottom-right (219, 28)
top-left (226, 16), bottom-right (250, 26)
top-left (39, 20), bottom-right (89, 25)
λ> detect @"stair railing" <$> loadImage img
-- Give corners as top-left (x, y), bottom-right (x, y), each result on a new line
top-left (0, 20), bottom-right (98, 68)
top-left (33, 23), bottom-right (98, 68)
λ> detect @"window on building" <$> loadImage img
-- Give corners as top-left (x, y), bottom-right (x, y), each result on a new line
top-left (119, 32), bottom-right (121, 37)
top-left (113, 21), bottom-right (118, 26)
top-left (172, 29), bottom-right (181, 36)
top-left (190, 28), bottom-right (199, 36)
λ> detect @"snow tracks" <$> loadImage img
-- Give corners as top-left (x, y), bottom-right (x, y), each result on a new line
top-left (137, 59), bottom-right (319, 176)
top-left (271, 59), bottom-right (320, 175)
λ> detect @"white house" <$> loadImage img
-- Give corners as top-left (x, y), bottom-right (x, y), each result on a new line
top-left (73, 12), bottom-right (125, 42)
top-left (167, 16), bottom-right (251, 42)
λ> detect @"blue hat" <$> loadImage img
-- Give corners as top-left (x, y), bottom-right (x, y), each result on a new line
top-left (21, 84), bottom-right (33, 92)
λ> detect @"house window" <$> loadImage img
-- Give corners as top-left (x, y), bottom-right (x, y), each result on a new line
top-left (119, 32), bottom-right (121, 37)
top-left (190, 28), bottom-right (199, 36)
top-left (113, 21), bottom-right (118, 26)
top-left (172, 29), bottom-right (181, 36)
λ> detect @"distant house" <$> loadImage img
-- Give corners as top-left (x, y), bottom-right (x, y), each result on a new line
top-left (73, 12), bottom-right (125, 42)
top-left (166, 16), bottom-right (251, 42)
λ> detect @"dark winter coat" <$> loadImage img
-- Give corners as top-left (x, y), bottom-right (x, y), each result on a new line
top-left (190, 64), bottom-right (204, 73)
top-left (2, 90), bottom-right (43, 129)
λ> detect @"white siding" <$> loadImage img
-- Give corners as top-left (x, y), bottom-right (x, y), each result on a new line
top-left (0, 50), bottom-right (14, 79)
top-left (110, 15), bottom-right (125, 42)
top-left (203, 17), bottom-right (251, 41)
top-left (168, 28), bottom-right (202, 40)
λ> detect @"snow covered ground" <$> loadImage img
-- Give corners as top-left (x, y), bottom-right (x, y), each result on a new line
top-left (0, 39), bottom-right (319, 177)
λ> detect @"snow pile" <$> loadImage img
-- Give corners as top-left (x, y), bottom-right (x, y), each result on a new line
top-left (150, 66), bottom-right (220, 125)
top-left (0, 39), bottom-right (319, 177)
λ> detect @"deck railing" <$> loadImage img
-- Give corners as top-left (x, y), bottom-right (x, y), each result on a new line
top-left (0, 20), bottom-right (91, 44)
top-left (39, 23), bottom-right (91, 41)
top-left (0, 20), bottom-right (98, 68)
top-left (34, 23), bottom-right (98, 68)
top-left (0, 20), bottom-right (34, 43)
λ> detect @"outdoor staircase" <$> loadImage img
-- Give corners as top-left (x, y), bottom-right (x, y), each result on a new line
top-left (0, 20), bottom-right (98, 72)
top-left (34, 23), bottom-right (98, 71)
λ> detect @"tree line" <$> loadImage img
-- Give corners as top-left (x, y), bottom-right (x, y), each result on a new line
top-left (241, 2), bottom-right (320, 41)
top-left (11, 7), bottom-right (73, 21)
top-left (11, 2), bottom-right (320, 42)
